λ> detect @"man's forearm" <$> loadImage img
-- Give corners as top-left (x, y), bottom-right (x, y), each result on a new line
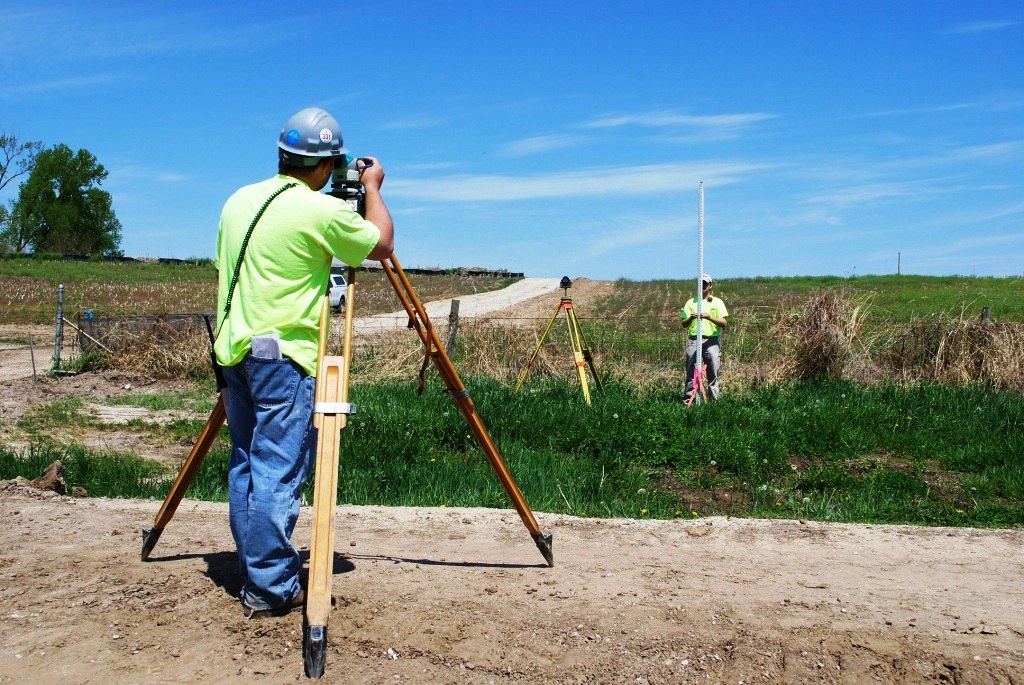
top-left (364, 187), bottom-right (394, 260)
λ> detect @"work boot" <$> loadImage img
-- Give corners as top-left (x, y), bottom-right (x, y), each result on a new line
top-left (243, 588), bottom-right (305, 620)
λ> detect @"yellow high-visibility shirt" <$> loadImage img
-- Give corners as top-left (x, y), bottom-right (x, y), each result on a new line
top-left (680, 296), bottom-right (728, 337)
top-left (214, 175), bottom-right (380, 375)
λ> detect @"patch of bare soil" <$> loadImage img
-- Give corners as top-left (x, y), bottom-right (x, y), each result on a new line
top-left (0, 369), bottom-right (201, 467)
top-left (2, 284), bottom-right (1023, 683)
top-left (1, 487), bottom-right (1022, 684)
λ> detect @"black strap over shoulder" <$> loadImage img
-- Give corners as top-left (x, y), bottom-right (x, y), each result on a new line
top-left (222, 182), bottom-right (299, 319)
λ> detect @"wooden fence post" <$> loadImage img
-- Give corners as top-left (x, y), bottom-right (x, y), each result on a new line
top-left (29, 334), bottom-right (37, 383)
top-left (446, 300), bottom-right (460, 359)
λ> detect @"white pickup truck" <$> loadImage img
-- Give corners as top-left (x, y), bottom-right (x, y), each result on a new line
top-left (328, 271), bottom-right (346, 311)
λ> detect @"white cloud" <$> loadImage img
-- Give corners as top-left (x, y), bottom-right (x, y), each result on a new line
top-left (398, 161), bottom-right (459, 172)
top-left (378, 117), bottom-right (447, 131)
top-left (576, 216), bottom-right (683, 260)
top-left (0, 73), bottom-right (122, 97)
top-left (108, 165), bottom-right (190, 186)
top-left (928, 201), bottom-right (1024, 227)
top-left (386, 161), bottom-right (769, 202)
top-left (583, 111), bottom-right (776, 129)
top-left (0, 4), bottom-right (294, 64)
top-left (580, 110), bottom-right (777, 142)
top-left (803, 177), bottom-right (958, 208)
top-left (498, 134), bottom-right (588, 158)
top-left (939, 141), bottom-right (1021, 162)
top-left (939, 20), bottom-right (1019, 35)
top-left (849, 102), bottom-right (982, 119)
top-left (775, 141), bottom-right (1021, 208)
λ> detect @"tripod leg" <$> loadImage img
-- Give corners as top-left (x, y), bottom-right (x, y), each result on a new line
top-left (513, 302), bottom-right (563, 393)
top-left (568, 307), bottom-right (605, 394)
top-left (563, 304), bottom-right (592, 406)
top-left (141, 394), bottom-right (226, 560)
top-left (303, 356), bottom-right (346, 679)
top-left (304, 279), bottom-right (357, 679)
top-left (382, 255), bottom-right (553, 566)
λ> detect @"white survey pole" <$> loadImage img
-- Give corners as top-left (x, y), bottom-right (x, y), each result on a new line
top-left (694, 182), bottom-right (705, 403)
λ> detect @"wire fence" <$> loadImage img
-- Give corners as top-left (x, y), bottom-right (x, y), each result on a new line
top-left (15, 298), bottom-right (1024, 393)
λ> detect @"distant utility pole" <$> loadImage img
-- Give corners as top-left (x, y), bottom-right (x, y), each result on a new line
top-left (897, 251), bottom-right (901, 275)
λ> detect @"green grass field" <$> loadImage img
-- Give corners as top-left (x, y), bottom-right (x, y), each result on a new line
top-left (3, 378), bottom-right (1022, 527)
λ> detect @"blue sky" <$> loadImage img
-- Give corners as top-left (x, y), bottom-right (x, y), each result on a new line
top-left (1, 1), bottom-right (1021, 280)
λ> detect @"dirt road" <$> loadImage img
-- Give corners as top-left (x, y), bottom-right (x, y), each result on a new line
top-left (348, 277), bottom-right (564, 335)
top-left (0, 325), bottom-right (52, 384)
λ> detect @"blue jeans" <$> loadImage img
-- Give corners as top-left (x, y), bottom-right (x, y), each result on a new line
top-left (223, 355), bottom-right (316, 610)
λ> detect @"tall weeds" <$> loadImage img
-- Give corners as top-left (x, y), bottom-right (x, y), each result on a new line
top-left (884, 315), bottom-right (1024, 389)
top-left (71, 288), bottom-right (1024, 394)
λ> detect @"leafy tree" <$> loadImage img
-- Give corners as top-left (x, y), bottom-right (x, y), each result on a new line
top-left (2, 144), bottom-right (123, 256)
top-left (0, 130), bottom-right (44, 252)
top-left (0, 130), bottom-right (42, 193)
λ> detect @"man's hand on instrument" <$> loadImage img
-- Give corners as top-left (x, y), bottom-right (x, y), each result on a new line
top-left (357, 156), bottom-right (384, 192)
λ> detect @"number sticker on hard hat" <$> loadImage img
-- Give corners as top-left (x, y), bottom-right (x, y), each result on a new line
top-left (319, 128), bottom-right (333, 143)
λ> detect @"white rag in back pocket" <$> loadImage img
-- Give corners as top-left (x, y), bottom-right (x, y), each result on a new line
top-left (251, 334), bottom-right (282, 360)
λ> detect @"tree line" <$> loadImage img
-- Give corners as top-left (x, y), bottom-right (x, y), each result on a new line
top-left (0, 130), bottom-right (123, 257)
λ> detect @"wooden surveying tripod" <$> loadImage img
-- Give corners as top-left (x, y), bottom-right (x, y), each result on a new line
top-left (514, 276), bottom-right (604, 405)
top-left (140, 257), bottom-right (552, 679)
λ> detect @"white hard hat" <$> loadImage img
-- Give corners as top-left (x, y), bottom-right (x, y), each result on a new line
top-left (278, 107), bottom-right (347, 167)
top-left (701, 273), bottom-right (713, 285)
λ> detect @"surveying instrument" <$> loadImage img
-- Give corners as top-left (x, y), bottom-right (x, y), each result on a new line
top-left (140, 158), bottom-right (553, 680)
top-left (514, 276), bottom-right (604, 405)
top-left (686, 182), bottom-right (709, 407)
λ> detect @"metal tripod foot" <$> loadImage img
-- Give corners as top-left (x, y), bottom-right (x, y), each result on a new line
top-left (304, 624), bottom-right (327, 679)
top-left (140, 527), bottom-right (163, 561)
top-left (533, 532), bottom-right (554, 567)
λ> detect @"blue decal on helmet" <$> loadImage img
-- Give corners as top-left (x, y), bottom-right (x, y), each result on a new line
top-left (286, 129), bottom-right (301, 146)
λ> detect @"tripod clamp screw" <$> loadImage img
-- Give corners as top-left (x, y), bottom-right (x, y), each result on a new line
top-left (314, 402), bottom-right (357, 415)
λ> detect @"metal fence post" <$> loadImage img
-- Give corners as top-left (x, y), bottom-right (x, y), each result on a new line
top-left (52, 283), bottom-right (65, 371)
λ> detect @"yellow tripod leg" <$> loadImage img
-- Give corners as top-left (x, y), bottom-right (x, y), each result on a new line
top-left (514, 301), bottom-right (563, 393)
top-left (568, 305), bottom-right (605, 394)
top-left (563, 302), bottom-right (592, 406)
top-left (304, 272), bottom-right (357, 679)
